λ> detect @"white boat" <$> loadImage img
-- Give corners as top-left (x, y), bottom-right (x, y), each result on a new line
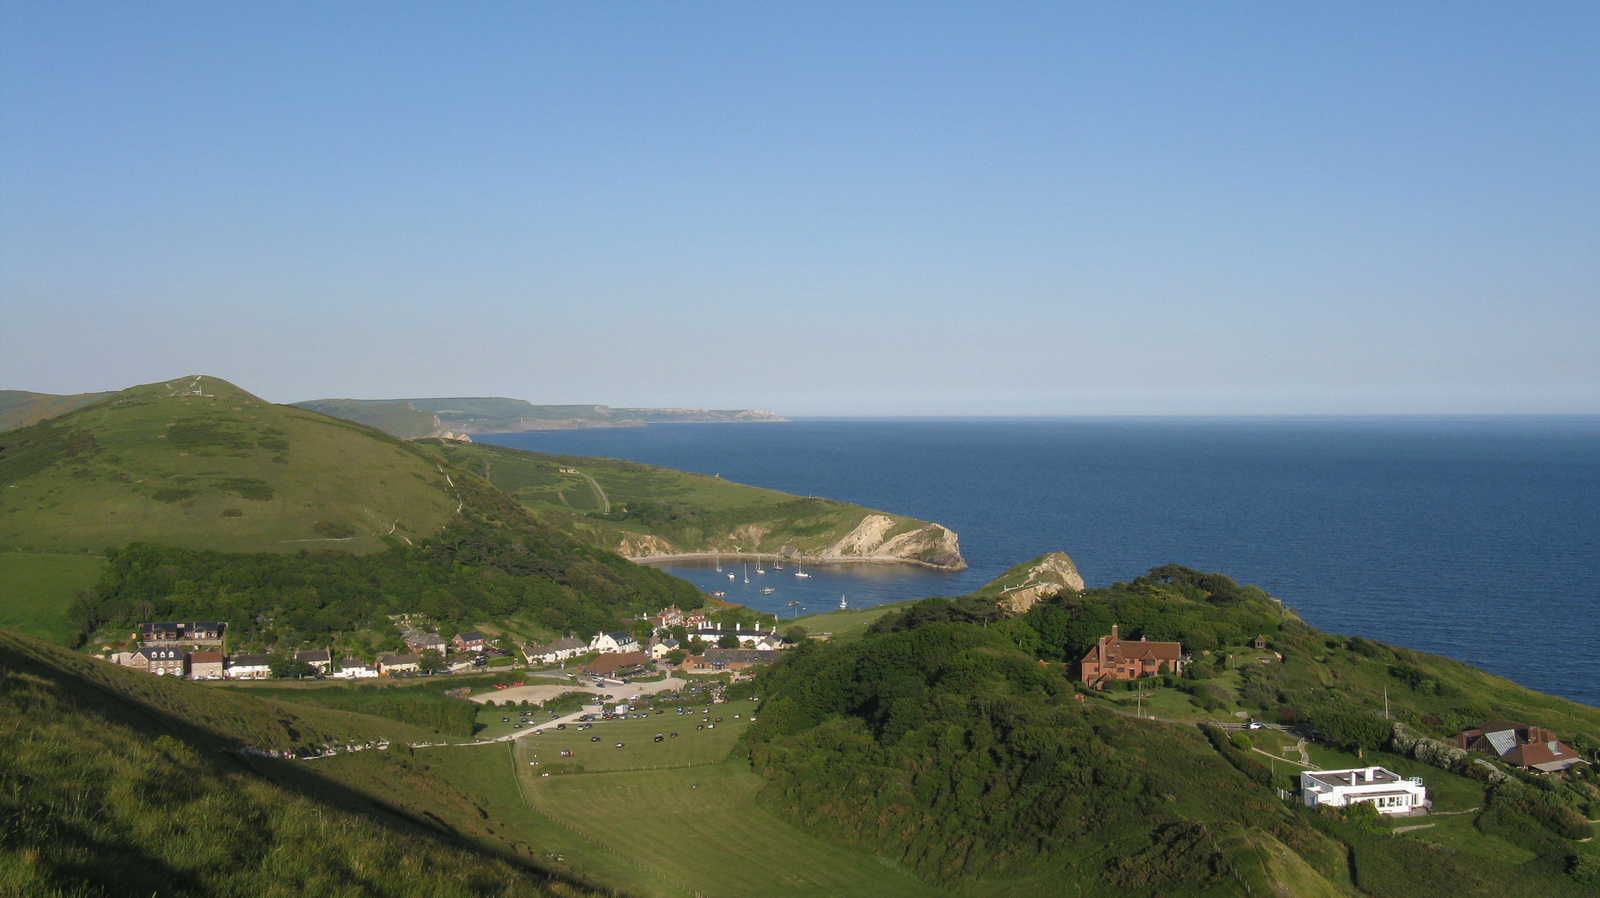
top-left (794, 559), bottom-right (810, 579)
top-left (761, 587), bottom-right (776, 595)
top-left (839, 595), bottom-right (848, 610)
top-left (714, 554), bottom-right (722, 572)
top-left (726, 572), bottom-right (735, 580)
top-left (710, 591), bottom-right (726, 598)
top-left (756, 554), bottom-right (766, 575)
top-left (743, 564), bottom-right (749, 584)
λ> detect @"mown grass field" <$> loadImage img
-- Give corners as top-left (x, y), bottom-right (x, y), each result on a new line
top-left (790, 602), bottom-right (906, 642)
top-left (0, 551), bottom-right (103, 643)
top-left (0, 376), bottom-right (459, 554)
top-left (500, 714), bottom-right (947, 897)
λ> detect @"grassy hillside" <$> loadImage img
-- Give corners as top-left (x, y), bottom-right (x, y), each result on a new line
top-left (0, 375), bottom-right (459, 554)
top-left (415, 439), bottom-right (966, 569)
top-left (0, 552), bottom-right (103, 644)
top-left (0, 628), bottom-right (603, 897)
top-left (745, 566), bottom-right (1600, 896)
top-left (294, 396), bottom-right (786, 436)
top-left (0, 389), bottom-right (114, 432)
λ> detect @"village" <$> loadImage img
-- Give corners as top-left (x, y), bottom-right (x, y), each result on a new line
top-left (98, 605), bottom-right (794, 683)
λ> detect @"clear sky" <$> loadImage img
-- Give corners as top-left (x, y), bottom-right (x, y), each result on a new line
top-left (3, 3), bottom-right (1596, 415)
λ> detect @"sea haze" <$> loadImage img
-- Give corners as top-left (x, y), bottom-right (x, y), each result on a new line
top-left (480, 417), bottom-right (1600, 709)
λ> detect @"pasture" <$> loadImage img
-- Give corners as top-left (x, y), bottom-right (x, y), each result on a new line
top-left (0, 551), bottom-right (103, 643)
top-left (504, 713), bottom-right (946, 897)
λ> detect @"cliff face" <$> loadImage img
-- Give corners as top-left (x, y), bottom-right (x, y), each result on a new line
top-left (614, 512), bottom-right (967, 571)
top-left (980, 552), bottom-right (1085, 613)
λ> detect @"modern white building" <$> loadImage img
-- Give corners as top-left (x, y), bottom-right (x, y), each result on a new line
top-left (1301, 767), bottom-right (1428, 815)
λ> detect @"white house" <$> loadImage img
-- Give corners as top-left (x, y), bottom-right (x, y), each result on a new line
top-left (531, 636), bottom-right (587, 664)
top-left (335, 656), bottom-right (378, 679)
top-left (226, 653), bottom-right (273, 680)
top-left (1301, 767), bottom-right (1428, 815)
top-left (647, 637), bottom-right (682, 660)
top-left (589, 631), bottom-right (640, 654)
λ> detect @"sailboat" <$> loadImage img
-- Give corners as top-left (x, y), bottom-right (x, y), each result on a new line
top-left (743, 564), bottom-right (749, 584)
top-left (839, 595), bottom-right (849, 610)
top-left (756, 554), bottom-right (766, 575)
top-left (794, 558), bottom-right (810, 579)
top-left (714, 554), bottom-right (722, 572)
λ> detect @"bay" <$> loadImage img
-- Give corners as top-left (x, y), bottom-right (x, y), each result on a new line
top-left (481, 417), bottom-right (1600, 708)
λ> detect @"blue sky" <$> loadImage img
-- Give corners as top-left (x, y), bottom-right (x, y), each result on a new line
top-left (3, 3), bottom-right (1596, 414)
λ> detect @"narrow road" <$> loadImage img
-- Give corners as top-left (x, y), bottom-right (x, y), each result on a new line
top-left (576, 470), bottom-right (610, 513)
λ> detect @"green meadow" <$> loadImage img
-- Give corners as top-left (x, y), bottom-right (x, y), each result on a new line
top-left (0, 551), bottom-right (103, 644)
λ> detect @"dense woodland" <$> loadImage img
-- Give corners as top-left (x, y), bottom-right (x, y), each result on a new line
top-left (746, 565), bottom-right (1600, 896)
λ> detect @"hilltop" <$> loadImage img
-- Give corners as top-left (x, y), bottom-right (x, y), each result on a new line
top-left (294, 395), bottom-right (786, 439)
top-left (0, 375), bottom-right (460, 554)
top-left (414, 438), bottom-right (966, 570)
top-left (744, 564), bottom-right (1600, 896)
top-left (0, 389), bottom-right (116, 432)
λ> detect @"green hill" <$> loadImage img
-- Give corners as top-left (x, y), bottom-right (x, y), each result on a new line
top-left (293, 395), bottom-right (786, 437)
top-left (0, 375), bottom-right (461, 554)
top-left (744, 565), bottom-right (1600, 896)
top-left (415, 438), bottom-right (966, 569)
top-left (0, 388), bottom-right (115, 432)
top-left (0, 628), bottom-right (601, 897)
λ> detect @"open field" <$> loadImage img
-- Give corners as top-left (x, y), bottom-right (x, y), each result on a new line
top-left (0, 551), bottom-right (103, 643)
top-left (789, 602), bottom-right (906, 641)
top-left (505, 714), bottom-right (947, 897)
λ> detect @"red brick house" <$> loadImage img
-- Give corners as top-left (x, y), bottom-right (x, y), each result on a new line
top-left (1454, 720), bottom-right (1589, 773)
top-left (1080, 624), bottom-right (1187, 687)
top-left (452, 630), bottom-right (487, 652)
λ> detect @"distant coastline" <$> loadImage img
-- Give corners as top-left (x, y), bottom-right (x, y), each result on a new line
top-left (629, 550), bottom-right (966, 572)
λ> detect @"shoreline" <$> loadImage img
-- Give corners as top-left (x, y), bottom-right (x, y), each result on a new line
top-left (627, 551), bottom-right (967, 573)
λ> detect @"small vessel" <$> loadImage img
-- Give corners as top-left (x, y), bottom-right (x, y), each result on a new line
top-left (743, 564), bottom-right (749, 584)
top-left (761, 587), bottom-right (776, 595)
top-left (727, 572), bottom-right (735, 580)
top-left (715, 554), bottom-right (722, 572)
top-left (756, 554), bottom-right (766, 575)
top-left (839, 595), bottom-right (848, 610)
top-left (794, 558), bottom-right (810, 579)
top-left (710, 591), bottom-right (726, 598)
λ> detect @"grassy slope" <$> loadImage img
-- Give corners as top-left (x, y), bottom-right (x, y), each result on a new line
top-left (0, 629), bottom-right (602, 897)
top-left (282, 397), bottom-right (439, 439)
top-left (0, 552), bottom-right (103, 644)
top-left (0, 389), bottom-right (114, 432)
top-left (417, 439), bottom-right (946, 561)
top-left (0, 375), bottom-right (459, 554)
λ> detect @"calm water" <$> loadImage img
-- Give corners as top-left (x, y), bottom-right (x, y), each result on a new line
top-left (482, 418), bottom-right (1600, 708)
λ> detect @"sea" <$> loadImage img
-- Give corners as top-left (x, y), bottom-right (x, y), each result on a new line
top-left (479, 418), bottom-right (1600, 709)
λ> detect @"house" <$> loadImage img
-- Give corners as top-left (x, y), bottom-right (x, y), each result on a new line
top-left (699, 649), bottom-right (785, 670)
top-left (139, 621), bottom-right (226, 647)
top-left (648, 606), bottom-right (685, 629)
top-left (453, 630), bottom-right (488, 653)
top-left (375, 652), bottom-right (421, 675)
top-left (1253, 634), bottom-right (1268, 650)
top-left (1301, 767), bottom-right (1428, 815)
top-left (227, 653), bottom-right (273, 679)
top-left (687, 624), bottom-right (781, 648)
top-left (581, 651), bottom-right (650, 677)
top-left (647, 637), bottom-right (682, 660)
top-left (296, 649), bottom-right (332, 673)
top-left (589, 631), bottom-right (641, 654)
top-left (684, 612), bottom-right (710, 628)
top-left (1454, 720), bottom-right (1589, 773)
top-left (127, 646), bottom-right (188, 676)
top-left (402, 630), bottom-right (447, 654)
top-left (1079, 624), bottom-right (1188, 687)
top-left (530, 636), bottom-right (587, 664)
top-left (336, 656), bottom-right (378, 679)
top-left (189, 651), bottom-right (225, 679)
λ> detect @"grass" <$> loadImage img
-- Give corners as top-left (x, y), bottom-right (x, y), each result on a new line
top-left (789, 602), bottom-right (908, 642)
top-left (0, 388), bottom-right (113, 432)
top-left (415, 440), bottom-right (964, 568)
top-left (508, 714), bottom-right (948, 897)
top-left (0, 551), bottom-right (103, 643)
top-left (0, 375), bottom-right (460, 554)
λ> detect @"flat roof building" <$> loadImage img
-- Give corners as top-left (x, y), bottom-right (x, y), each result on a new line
top-left (1301, 767), bottom-right (1428, 815)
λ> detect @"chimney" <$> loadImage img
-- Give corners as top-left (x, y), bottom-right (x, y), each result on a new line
top-left (1111, 623), bottom-right (1119, 640)
top-left (1364, 767), bottom-right (1375, 782)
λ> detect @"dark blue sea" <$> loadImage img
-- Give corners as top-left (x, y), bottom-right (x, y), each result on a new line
top-left (480, 418), bottom-right (1600, 709)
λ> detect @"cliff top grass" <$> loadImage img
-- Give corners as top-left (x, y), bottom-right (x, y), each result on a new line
top-left (0, 375), bottom-right (460, 554)
top-left (416, 438), bottom-right (946, 560)
top-left (294, 395), bottom-right (784, 435)
top-left (0, 388), bottom-right (114, 432)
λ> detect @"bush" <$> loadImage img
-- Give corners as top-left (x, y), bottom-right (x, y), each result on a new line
top-left (1230, 732), bottom-right (1252, 751)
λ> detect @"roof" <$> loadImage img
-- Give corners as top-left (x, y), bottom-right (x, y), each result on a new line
top-left (134, 646), bottom-right (185, 660)
top-left (1080, 633), bottom-right (1185, 664)
top-left (602, 631), bottom-right (637, 642)
top-left (456, 630), bottom-right (484, 641)
top-left (704, 649), bottom-right (786, 665)
top-left (190, 651), bottom-right (225, 663)
top-left (376, 653), bottom-right (420, 666)
top-left (296, 649), bottom-right (331, 663)
top-left (537, 636), bottom-right (586, 652)
top-left (339, 656), bottom-right (371, 668)
top-left (230, 653), bottom-right (272, 667)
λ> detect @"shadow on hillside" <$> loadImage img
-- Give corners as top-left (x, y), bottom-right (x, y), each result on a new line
top-left (1, 638), bottom-right (614, 897)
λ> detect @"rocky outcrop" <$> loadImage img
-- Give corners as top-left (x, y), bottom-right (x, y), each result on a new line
top-left (616, 533), bottom-right (675, 558)
top-left (988, 552), bottom-right (1086, 614)
top-left (820, 515), bottom-right (966, 570)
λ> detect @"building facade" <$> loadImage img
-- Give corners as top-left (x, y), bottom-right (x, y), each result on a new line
top-left (1079, 624), bottom-right (1188, 687)
top-left (1301, 767), bottom-right (1428, 815)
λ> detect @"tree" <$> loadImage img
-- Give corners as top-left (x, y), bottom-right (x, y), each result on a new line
top-left (688, 637), bottom-right (707, 654)
top-left (418, 650), bottom-right (446, 673)
top-left (717, 633), bottom-right (740, 649)
top-left (781, 626), bottom-right (808, 644)
top-left (664, 649), bottom-right (687, 665)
